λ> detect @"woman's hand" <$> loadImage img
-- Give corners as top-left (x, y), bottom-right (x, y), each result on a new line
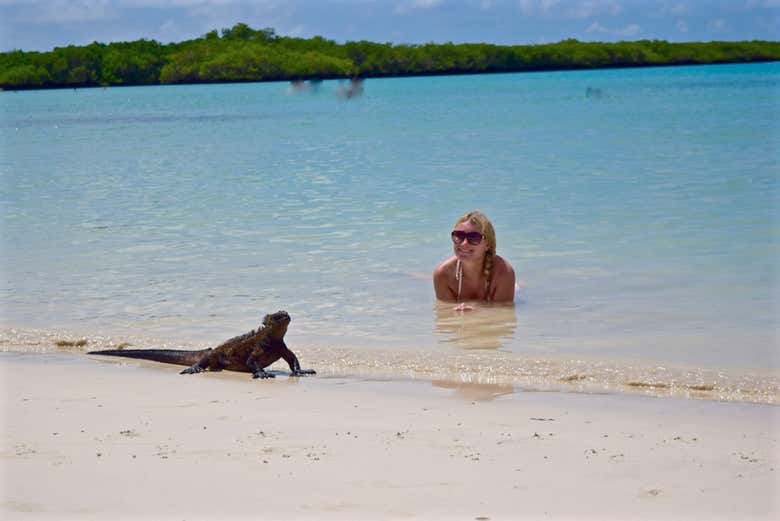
top-left (453, 303), bottom-right (474, 312)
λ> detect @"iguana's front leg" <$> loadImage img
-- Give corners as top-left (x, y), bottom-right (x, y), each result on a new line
top-left (252, 368), bottom-right (276, 379)
top-left (246, 349), bottom-right (276, 378)
top-left (280, 343), bottom-right (316, 377)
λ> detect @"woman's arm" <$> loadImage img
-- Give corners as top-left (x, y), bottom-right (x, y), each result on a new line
top-left (490, 256), bottom-right (516, 302)
top-left (433, 260), bottom-right (457, 302)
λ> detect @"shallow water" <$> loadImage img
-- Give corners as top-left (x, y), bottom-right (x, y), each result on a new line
top-left (1, 63), bottom-right (778, 403)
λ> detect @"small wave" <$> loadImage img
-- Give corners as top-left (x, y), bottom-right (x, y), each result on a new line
top-left (7, 112), bottom-right (266, 129)
top-left (2, 327), bottom-right (777, 405)
top-left (300, 344), bottom-right (779, 405)
top-left (0, 327), bottom-right (206, 355)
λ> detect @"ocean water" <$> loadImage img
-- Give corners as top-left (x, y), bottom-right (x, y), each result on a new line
top-left (1, 63), bottom-right (778, 403)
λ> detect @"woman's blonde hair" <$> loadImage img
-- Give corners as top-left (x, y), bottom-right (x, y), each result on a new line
top-left (454, 210), bottom-right (496, 297)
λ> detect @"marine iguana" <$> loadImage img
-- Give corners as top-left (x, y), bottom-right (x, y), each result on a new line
top-left (88, 310), bottom-right (315, 379)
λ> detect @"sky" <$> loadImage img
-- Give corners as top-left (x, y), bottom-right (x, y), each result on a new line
top-left (0, 0), bottom-right (778, 52)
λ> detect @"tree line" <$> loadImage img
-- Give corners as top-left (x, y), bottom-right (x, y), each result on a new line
top-left (1, 23), bottom-right (778, 90)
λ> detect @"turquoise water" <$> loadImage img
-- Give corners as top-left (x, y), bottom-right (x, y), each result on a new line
top-left (1, 63), bottom-right (778, 401)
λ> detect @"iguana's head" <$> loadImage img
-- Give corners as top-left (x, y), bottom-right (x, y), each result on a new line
top-left (262, 310), bottom-right (291, 338)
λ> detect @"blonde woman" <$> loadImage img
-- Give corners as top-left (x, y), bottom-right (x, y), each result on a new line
top-left (433, 210), bottom-right (516, 307)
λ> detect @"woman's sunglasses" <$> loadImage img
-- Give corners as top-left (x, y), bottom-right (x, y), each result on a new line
top-left (451, 230), bottom-right (484, 245)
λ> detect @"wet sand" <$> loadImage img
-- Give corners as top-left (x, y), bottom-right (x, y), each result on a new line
top-left (1, 351), bottom-right (778, 520)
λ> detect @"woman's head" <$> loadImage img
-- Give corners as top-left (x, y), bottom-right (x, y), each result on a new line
top-left (452, 210), bottom-right (497, 296)
top-left (452, 210), bottom-right (496, 256)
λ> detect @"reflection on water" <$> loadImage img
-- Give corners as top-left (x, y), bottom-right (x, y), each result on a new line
top-left (432, 380), bottom-right (515, 401)
top-left (433, 302), bottom-right (518, 350)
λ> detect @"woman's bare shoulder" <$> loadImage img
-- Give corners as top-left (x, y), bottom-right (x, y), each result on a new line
top-left (493, 255), bottom-right (515, 276)
top-left (433, 256), bottom-right (457, 278)
top-left (490, 255), bottom-right (517, 302)
top-left (433, 256), bottom-right (458, 302)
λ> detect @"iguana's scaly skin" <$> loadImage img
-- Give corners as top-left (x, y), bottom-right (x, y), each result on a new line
top-left (88, 311), bottom-right (315, 379)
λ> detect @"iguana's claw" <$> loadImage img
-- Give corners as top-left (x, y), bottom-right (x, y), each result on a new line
top-left (290, 369), bottom-right (316, 377)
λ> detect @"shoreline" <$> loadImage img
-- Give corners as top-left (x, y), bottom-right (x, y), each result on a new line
top-left (3, 59), bottom-right (778, 93)
top-left (1, 350), bottom-right (778, 520)
top-left (3, 325), bottom-right (779, 405)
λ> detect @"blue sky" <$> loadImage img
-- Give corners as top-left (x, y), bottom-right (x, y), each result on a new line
top-left (1, 0), bottom-right (778, 52)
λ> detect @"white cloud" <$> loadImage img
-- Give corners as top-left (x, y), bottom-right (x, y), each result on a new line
top-left (394, 0), bottom-right (444, 15)
top-left (676, 19), bottom-right (688, 32)
top-left (518, 0), bottom-right (623, 18)
top-left (669, 3), bottom-right (687, 16)
top-left (707, 18), bottom-right (728, 31)
top-left (565, 0), bottom-right (622, 19)
top-left (586, 21), bottom-right (640, 36)
top-left (15, 0), bottom-right (118, 23)
top-left (619, 23), bottom-right (640, 36)
top-left (159, 19), bottom-right (177, 32)
top-left (2, 0), bottom-right (275, 23)
top-left (116, 0), bottom-right (238, 6)
top-left (517, 0), bottom-right (560, 16)
top-left (155, 18), bottom-right (193, 41)
top-left (286, 24), bottom-right (305, 37)
top-left (746, 0), bottom-right (780, 7)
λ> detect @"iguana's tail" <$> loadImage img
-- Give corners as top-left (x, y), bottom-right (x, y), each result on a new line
top-left (88, 348), bottom-right (209, 367)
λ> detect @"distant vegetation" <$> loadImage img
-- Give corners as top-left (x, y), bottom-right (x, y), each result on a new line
top-left (1, 23), bottom-right (778, 90)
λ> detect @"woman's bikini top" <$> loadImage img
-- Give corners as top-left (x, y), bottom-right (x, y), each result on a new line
top-left (456, 259), bottom-right (491, 302)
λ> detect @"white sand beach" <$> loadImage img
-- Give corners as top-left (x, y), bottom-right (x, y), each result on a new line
top-left (1, 351), bottom-right (777, 520)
